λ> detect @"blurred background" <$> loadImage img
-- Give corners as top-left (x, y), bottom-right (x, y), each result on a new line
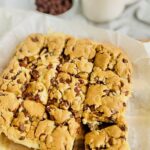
top-left (0, 0), bottom-right (149, 40)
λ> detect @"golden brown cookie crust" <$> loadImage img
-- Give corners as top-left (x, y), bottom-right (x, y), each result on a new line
top-left (0, 33), bottom-right (132, 150)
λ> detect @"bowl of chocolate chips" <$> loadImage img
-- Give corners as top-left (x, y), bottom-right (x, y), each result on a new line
top-left (35, 0), bottom-right (77, 16)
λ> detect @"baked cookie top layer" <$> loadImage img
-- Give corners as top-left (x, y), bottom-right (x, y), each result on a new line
top-left (0, 33), bottom-right (132, 150)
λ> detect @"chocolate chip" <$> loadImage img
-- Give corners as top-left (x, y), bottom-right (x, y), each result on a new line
top-left (11, 75), bottom-right (17, 80)
top-left (89, 105), bottom-right (95, 111)
top-left (48, 98), bottom-right (57, 105)
top-left (123, 102), bottom-right (126, 107)
top-left (19, 124), bottom-right (25, 132)
top-left (97, 80), bottom-right (105, 84)
top-left (19, 48), bottom-right (23, 52)
top-left (104, 89), bottom-right (110, 96)
top-left (17, 79), bottom-right (21, 84)
top-left (95, 111), bottom-right (104, 116)
top-left (19, 136), bottom-right (25, 140)
top-left (120, 125), bottom-right (127, 131)
top-left (122, 58), bottom-right (128, 63)
top-left (59, 78), bottom-right (65, 83)
top-left (17, 96), bottom-right (21, 99)
top-left (23, 92), bottom-right (33, 100)
top-left (31, 36), bottom-right (39, 42)
top-left (59, 57), bottom-right (64, 64)
top-left (51, 78), bottom-right (58, 86)
top-left (38, 89), bottom-right (43, 92)
top-left (47, 64), bottom-right (53, 69)
top-left (35, 94), bottom-right (40, 102)
top-left (99, 145), bottom-right (107, 149)
top-left (73, 139), bottom-right (84, 150)
top-left (108, 138), bottom-right (114, 146)
top-left (74, 86), bottom-right (81, 96)
top-left (31, 69), bottom-right (39, 81)
top-left (13, 112), bottom-right (18, 118)
top-left (120, 81), bottom-right (124, 87)
top-left (66, 78), bottom-right (71, 84)
top-left (4, 76), bottom-right (8, 79)
top-left (79, 79), bottom-right (84, 84)
top-left (59, 101), bottom-right (69, 109)
top-left (56, 65), bottom-right (61, 71)
top-left (127, 75), bottom-right (131, 83)
top-left (125, 91), bottom-right (129, 96)
top-left (75, 74), bottom-right (80, 78)
top-left (19, 57), bottom-right (29, 67)
top-left (63, 55), bottom-right (70, 61)
top-left (25, 120), bottom-right (29, 124)
top-left (10, 69), bottom-right (13, 73)
top-left (45, 54), bottom-right (49, 58)
top-left (120, 136), bottom-right (126, 140)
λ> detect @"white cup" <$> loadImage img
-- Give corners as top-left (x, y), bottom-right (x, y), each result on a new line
top-left (81, 0), bottom-right (137, 23)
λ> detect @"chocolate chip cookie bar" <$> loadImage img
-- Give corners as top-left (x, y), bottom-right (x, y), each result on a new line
top-left (82, 44), bottom-right (132, 130)
top-left (0, 33), bottom-right (132, 150)
top-left (85, 118), bottom-right (130, 150)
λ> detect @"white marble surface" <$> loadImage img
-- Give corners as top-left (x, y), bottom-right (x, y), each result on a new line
top-left (0, 0), bottom-right (150, 39)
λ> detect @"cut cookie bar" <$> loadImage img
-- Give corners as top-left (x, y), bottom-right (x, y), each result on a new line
top-left (94, 44), bottom-right (132, 80)
top-left (82, 44), bottom-right (132, 130)
top-left (85, 125), bottom-right (129, 150)
top-left (85, 118), bottom-right (129, 150)
top-left (0, 33), bottom-right (80, 150)
top-left (0, 33), bottom-right (132, 150)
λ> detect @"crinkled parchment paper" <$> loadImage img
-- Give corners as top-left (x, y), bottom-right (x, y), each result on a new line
top-left (0, 10), bottom-right (149, 150)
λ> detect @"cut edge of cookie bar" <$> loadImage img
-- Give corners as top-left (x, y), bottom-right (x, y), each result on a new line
top-left (84, 117), bottom-right (130, 150)
top-left (95, 43), bottom-right (132, 84)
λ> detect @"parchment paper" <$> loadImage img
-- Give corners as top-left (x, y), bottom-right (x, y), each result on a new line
top-left (0, 10), bottom-right (149, 150)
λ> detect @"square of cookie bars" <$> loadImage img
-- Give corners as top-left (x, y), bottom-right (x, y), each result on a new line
top-left (0, 33), bottom-right (132, 150)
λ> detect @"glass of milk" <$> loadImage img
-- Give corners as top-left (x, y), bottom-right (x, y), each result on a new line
top-left (81, 0), bottom-right (138, 23)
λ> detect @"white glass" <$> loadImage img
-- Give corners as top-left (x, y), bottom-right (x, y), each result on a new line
top-left (81, 0), bottom-right (138, 23)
